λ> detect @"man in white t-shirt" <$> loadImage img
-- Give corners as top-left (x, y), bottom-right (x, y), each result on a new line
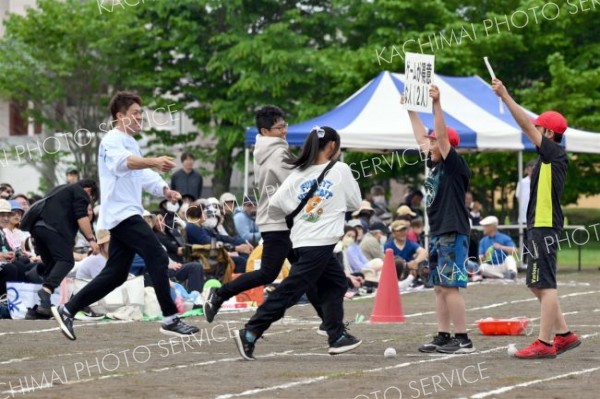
top-left (52, 91), bottom-right (199, 340)
top-left (516, 160), bottom-right (535, 225)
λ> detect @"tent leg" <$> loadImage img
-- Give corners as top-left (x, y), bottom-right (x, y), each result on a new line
top-left (244, 147), bottom-right (249, 197)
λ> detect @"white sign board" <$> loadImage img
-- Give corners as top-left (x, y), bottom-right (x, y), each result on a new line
top-left (403, 53), bottom-right (435, 113)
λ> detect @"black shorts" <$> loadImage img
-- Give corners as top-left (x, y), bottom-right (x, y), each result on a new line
top-left (525, 228), bottom-right (560, 289)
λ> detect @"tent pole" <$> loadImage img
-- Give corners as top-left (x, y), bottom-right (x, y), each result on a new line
top-left (518, 150), bottom-right (524, 267)
top-left (244, 147), bottom-right (249, 197)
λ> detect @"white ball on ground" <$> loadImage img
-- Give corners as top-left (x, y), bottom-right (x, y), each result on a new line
top-left (384, 347), bottom-right (397, 358)
top-left (507, 343), bottom-right (518, 356)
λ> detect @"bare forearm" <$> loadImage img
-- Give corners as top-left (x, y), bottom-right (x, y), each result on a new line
top-left (127, 155), bottom-right (158, 170)
top-left (77, 217), bottom-right (95, 240)
top-left (408, 111), bottom-right (429, 147)
top-left (499, 91), bottom-right (541, 146)
top-left (433, 101), bottom-right (447, 142)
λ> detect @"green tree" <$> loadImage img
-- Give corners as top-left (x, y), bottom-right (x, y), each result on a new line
top-left (0, 0), bottom-right (146, 188)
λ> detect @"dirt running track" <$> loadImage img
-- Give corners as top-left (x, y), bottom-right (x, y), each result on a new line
top-left (1, 272), bottom-right (599, 399)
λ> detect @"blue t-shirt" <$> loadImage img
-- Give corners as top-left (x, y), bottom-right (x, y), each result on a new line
top-left (384, 239), bottom-right (420, 261)
top-left (478, 232), bottom-right (515, 264)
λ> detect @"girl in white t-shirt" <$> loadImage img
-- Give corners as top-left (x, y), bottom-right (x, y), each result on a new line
top-left (233, 126), bottom-right (363, 360)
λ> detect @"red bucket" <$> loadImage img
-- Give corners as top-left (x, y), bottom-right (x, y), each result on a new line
top-left (476, 317), bottom-right (530, 336)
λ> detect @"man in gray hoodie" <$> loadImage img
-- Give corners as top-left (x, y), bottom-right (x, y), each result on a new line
top-left (204, 106), bottom-right (323, 325)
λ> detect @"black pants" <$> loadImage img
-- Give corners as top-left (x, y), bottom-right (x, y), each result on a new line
top-left (67, 216), bottom-right (178, 317)
top-left (31, 226), bottom-right (75, 291)
top-left (245, 244), bottom-right (347, 345)
top-left (218, 231), bottom-right (323, 319)
top-left (169, 262), bottom-right (204, 292)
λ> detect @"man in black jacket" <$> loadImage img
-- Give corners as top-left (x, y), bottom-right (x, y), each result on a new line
top-left (30, 180), bottom-right (99, 316)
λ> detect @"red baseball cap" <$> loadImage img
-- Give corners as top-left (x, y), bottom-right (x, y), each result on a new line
top-left (531, 111), bottom-right (568, 135)
top-left (428, 127), bottom-right (460, 147)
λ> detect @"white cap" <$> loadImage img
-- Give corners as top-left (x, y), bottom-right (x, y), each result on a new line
top-left (480, 216), bottom-right (499, 226)
top-left (219, 192), bottom-right (236, 203)
top-left (347, 219), bottom-right (364, 229)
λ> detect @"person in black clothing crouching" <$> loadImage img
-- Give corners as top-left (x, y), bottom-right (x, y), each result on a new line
top-left (30, 180), bottom-right (99, 317)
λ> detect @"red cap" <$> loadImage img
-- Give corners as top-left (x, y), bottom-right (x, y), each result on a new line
top-left (428, 127), bottom-right (460, 147)
top-left (531, 111), bottom-right (568, 135)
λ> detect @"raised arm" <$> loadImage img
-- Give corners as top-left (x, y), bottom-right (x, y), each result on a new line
top-left (492, 78), bottom-right (542, 147)
top-left (401, 96), bottom-right (430, 153)
top-left (430, 85), bottom-right (451, 159)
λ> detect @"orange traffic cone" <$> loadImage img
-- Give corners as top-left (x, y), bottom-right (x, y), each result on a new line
top-left (370, 248), bottom-right (405, 323)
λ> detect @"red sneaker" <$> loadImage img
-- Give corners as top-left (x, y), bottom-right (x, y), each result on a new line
top-left (514, 340), bottom-right (556, 359)
top-left (554, 333), bottom-right (581, 355)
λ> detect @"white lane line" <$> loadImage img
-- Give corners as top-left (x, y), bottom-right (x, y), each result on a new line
top-left (0, 320), bottom-right (134, 336)
top-left (215, 377), bottom-right (328, 399)
top-left (0, 357), bottom-right (32, 365)
top-left (0, 350), bottom-right (295, 397)
top-left (468, 367), bottom-right (600, 398)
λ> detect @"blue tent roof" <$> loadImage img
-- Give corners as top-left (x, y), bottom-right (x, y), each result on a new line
top-left (245, 71), bottom-right (599, 153)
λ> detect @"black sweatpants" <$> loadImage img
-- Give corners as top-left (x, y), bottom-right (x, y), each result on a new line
top-left (218, 231), bottom-right (323, 320)
top-left (245, 244), bottom-right (347, 345)
top-left (67, 215), bottom-right (178, 317)
top-left (169, 262), bottom-right (204, 293)
top-left (31, 226), bottom-right (75, 291)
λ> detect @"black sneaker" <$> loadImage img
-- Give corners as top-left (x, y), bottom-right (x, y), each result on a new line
top-left (25, 305), bottom-right (53, 320)
top-left (329, 332), bottom-right (362, 355)
top-left (37, 288), bottom-right (52, 317)
top-left (75, 306), bottom-right (105, 321)
top-left (436, 337), bottom-right (475, 354)
top-left (203, 287), bottom-right (224, 323)
top-left (419, 334), bottom-right (452, 353)
top-left (51, 305), bottom-right (76, 340)
top-left (234, 329), bottom-right (256, 361)
top-left (159, 317), bottom-right (200, 336)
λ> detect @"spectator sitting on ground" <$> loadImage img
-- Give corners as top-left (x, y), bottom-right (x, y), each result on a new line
top-left (346, 219), bottom-right (365, 243)
top-left (402, 189), bottom-right (424, 218)
top-left (75, 229), bottom-right (111, 280)
top-left (219, 192), bottom-right (239, 237)
top-left (233, 196), bottom-right (261, 246)
top-left (384, 220), bottom-right (428, 279)
top-left (407, 217), bottom-right (424, 245)
top-left (478, 216), bottom-right (518, 280)
top-left (0, 184), bottom-right (13, 200)
top-left (4, 201), bottom-right (27, 257)
top-left (360, 221), bottom-right (388, 261)
top-left (334, 226), bottom-right (381, 282)
top-left (352, 200), bottom-right (375, 232)
top-left (394, 205), bottom-right (417, 222)
top-left (13, 194), bottom-right (30, 212)
top-left (185, 201), bottom-right (252, 273)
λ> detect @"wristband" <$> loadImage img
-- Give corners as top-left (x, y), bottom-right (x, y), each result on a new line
top-left (87, 237), bottom-right (96, 242)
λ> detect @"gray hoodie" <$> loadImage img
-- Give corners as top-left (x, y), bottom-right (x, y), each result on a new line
top-left (253, 134), bottom-right (291, 232)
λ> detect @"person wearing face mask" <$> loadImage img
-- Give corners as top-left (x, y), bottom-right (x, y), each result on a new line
top-left (341, 225), bottom-right (383, 280)
top-left (233, 196), bottom-right (261, 246)
top-left (184, 201), bottom-right (253, 273)
top-left (359, 221), bottom-right (388, 261)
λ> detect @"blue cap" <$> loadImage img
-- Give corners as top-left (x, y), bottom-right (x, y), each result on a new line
top-left (9, 200), bottom-right (23, 212)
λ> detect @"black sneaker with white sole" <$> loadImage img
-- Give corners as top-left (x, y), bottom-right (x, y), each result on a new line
top-left (418, 334), bottom-right (452, 353)
top-left (51, 305), bottom-right (76, 340)
top-left (203, 287), bottom-right (224, 323)
top-left (234, 329), bottom-right (256, 361)
top-left (159, 317), bottom-right (200, 336)
top-left (436, 337), bottom-right (475, 354)
top-left (25, 305), bottom-right (53, 320)
top-left (328, 332), bottom-right (362, 355)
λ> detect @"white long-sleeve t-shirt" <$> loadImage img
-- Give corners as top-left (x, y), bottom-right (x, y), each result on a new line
top-left (269, 162), bottom-right (361, 248)
top-left (97, 128), bottom-right (168, 230)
